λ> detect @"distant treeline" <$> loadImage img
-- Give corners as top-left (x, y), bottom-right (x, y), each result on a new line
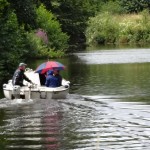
top-left (0, 0), bottom-right (150, 84)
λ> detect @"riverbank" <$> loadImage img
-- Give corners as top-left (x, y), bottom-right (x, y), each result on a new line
top-left (86, 11), bottom-right (150, 46)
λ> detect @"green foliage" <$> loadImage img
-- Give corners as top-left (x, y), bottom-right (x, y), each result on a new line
top-left (0, 12), bottom-right (31, 83)
top-left (119, 0), bottom-right (150, 13)
top-left (86, 12), bottom-right (150, 46)
top-left (40, 0), bottom-right (96, 49)
top-left (0, 0), bottom-right (9, 17)
top-left (24, 4), bottom-right (68, 59)
top-left (118, 12), bottom-right (150, 44)
top-left (86, 12), bottom-right (119, 45)
top-left (26, 31), bottom-right (49, 58)
top-left (8, 0), bottom-right (37, 30)
top-left (57, 0), bottom-right (94, 33)
top-left (48, 49), bottom-right (65, 58)
top-left (0, 0), bottom-right (150, 85)
top-left (26, 31), bottom-right (65, 58)
top-left (36, 4), bottom-right (69, 52)
top-left (100, 1), bottom-right (124, 14)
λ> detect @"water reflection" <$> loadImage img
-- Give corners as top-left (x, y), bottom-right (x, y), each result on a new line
top-left (0, 48), bottom-right (150, 149)
top-left (0, 95), bottom-right (150, 149)
top-left (70, 62), bottom-right (150, 97)
top-left (60, 95), bottom-right (150, 150)
top-left (0, 99), bottom-right (64, 149)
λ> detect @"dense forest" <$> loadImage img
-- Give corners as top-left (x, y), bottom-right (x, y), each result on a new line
top-left (0, 0), bottom-right (150, 84)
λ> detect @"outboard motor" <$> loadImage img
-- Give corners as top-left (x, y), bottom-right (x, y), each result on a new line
top-left (64, 81), bottom-right (70, 88)
top-left (12, 85), bottom-right (21, 99)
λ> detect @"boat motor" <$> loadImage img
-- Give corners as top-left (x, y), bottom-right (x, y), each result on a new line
top-left (12, 85), bottom-right (21, 99)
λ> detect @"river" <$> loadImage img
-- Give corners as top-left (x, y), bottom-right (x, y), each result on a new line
top-left (0, 47), bottom-right (150, 149)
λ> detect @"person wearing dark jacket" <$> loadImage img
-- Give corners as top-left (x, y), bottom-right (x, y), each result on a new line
top-left (12, 63), bottom-right (32, 86)
top-left (45, 70), bottom-right (62, 87)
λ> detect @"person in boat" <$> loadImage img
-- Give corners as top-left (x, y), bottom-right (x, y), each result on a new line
top-left (45, 69), bottom-right (62, 87)
top-left (12, 63), bottom-right (32, 86)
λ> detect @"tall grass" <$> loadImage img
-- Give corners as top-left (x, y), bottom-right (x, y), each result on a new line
top-left (86, 10), bottom-right (150, 46)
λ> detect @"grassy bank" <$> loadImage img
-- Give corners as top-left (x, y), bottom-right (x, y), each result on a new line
top-left (86, 11), bottom-right (150, 46)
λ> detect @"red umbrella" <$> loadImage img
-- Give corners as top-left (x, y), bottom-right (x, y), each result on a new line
top-left (35, 61), bottom-right (65, 74)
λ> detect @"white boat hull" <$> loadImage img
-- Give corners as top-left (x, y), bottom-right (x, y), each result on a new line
top-left (3, 85), bottom-right (69, 100)
top-left (3, 69), bottom-right (70, 100)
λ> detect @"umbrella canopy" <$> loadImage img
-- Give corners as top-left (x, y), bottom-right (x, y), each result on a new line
top-left (35, 61), bottom-right (65, 74)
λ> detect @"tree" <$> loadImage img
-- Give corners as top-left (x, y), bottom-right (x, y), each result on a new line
top-left (8, 0), bottom-right (37, 30)
top-left (0, 0), bottom-right (9, 17)
top-left (36, 4), bottom-right (69, 51)
top-left (0, 14), bottom-right (28, 81)
top-left (120, 0), bottom-right (150, 13)
top-left (0, 1), bottom-right (33, 84)
top-left (39, 0), bottom-right (96, 50)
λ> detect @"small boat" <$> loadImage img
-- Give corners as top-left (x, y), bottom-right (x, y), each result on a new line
top-left (3, 68), bottom-right (70, 100)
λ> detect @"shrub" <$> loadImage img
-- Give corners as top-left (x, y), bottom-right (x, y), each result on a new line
top-left (100, 1), bottom-right (124, 14)
top-left (0, 12), bottom-right (31, 83)
top-left (118, 13), bottom-right (150, 44)
top-left (86, 12), bottom-right (119, 45)
top-left (36, 4), bottom-right (69, 52)
top-left (119, 0), bottom-right (150, 13)
top-left (86, 12), bottom-right (150, 46)
top-left (26, 31), bottom-right (66, 58)
top-left (26, 31), bottom-right (49, 57)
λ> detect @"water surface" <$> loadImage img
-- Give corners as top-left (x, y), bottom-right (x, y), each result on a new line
top-left (0, 48), bottom-right (150, 149)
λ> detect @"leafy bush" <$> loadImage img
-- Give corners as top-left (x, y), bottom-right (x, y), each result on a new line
top-left (86, 12), bottom-right (150, 46)
top-left (7, 0), bottom-right (37, 30)
top-left (26, 31), bottom-right (49, 57)
top-left (100, 1), bottom-right (124, 14)
top-left (0, 11), bottom-right (31, 83)
top-left (26, 31), bottom-right (65, 58)
top-left (86, 12), bottom-right (119, 45)
top-left (36, 4), bottom-right (69, 52)
top-left (40, 0), bottom-right (97, 49)
top-left (118, 12), bottom-right (150, 44)
top-left (119, 0), bottom-right (150, 13)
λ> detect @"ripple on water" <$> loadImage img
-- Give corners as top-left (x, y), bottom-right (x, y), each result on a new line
top-left (59, 95), bottom-right (150, 149)
top-left (0, 94), bottom-right (150, 149)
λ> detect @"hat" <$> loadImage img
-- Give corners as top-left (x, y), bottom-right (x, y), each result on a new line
top-left (19, 63), bottom-right (27, 67)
